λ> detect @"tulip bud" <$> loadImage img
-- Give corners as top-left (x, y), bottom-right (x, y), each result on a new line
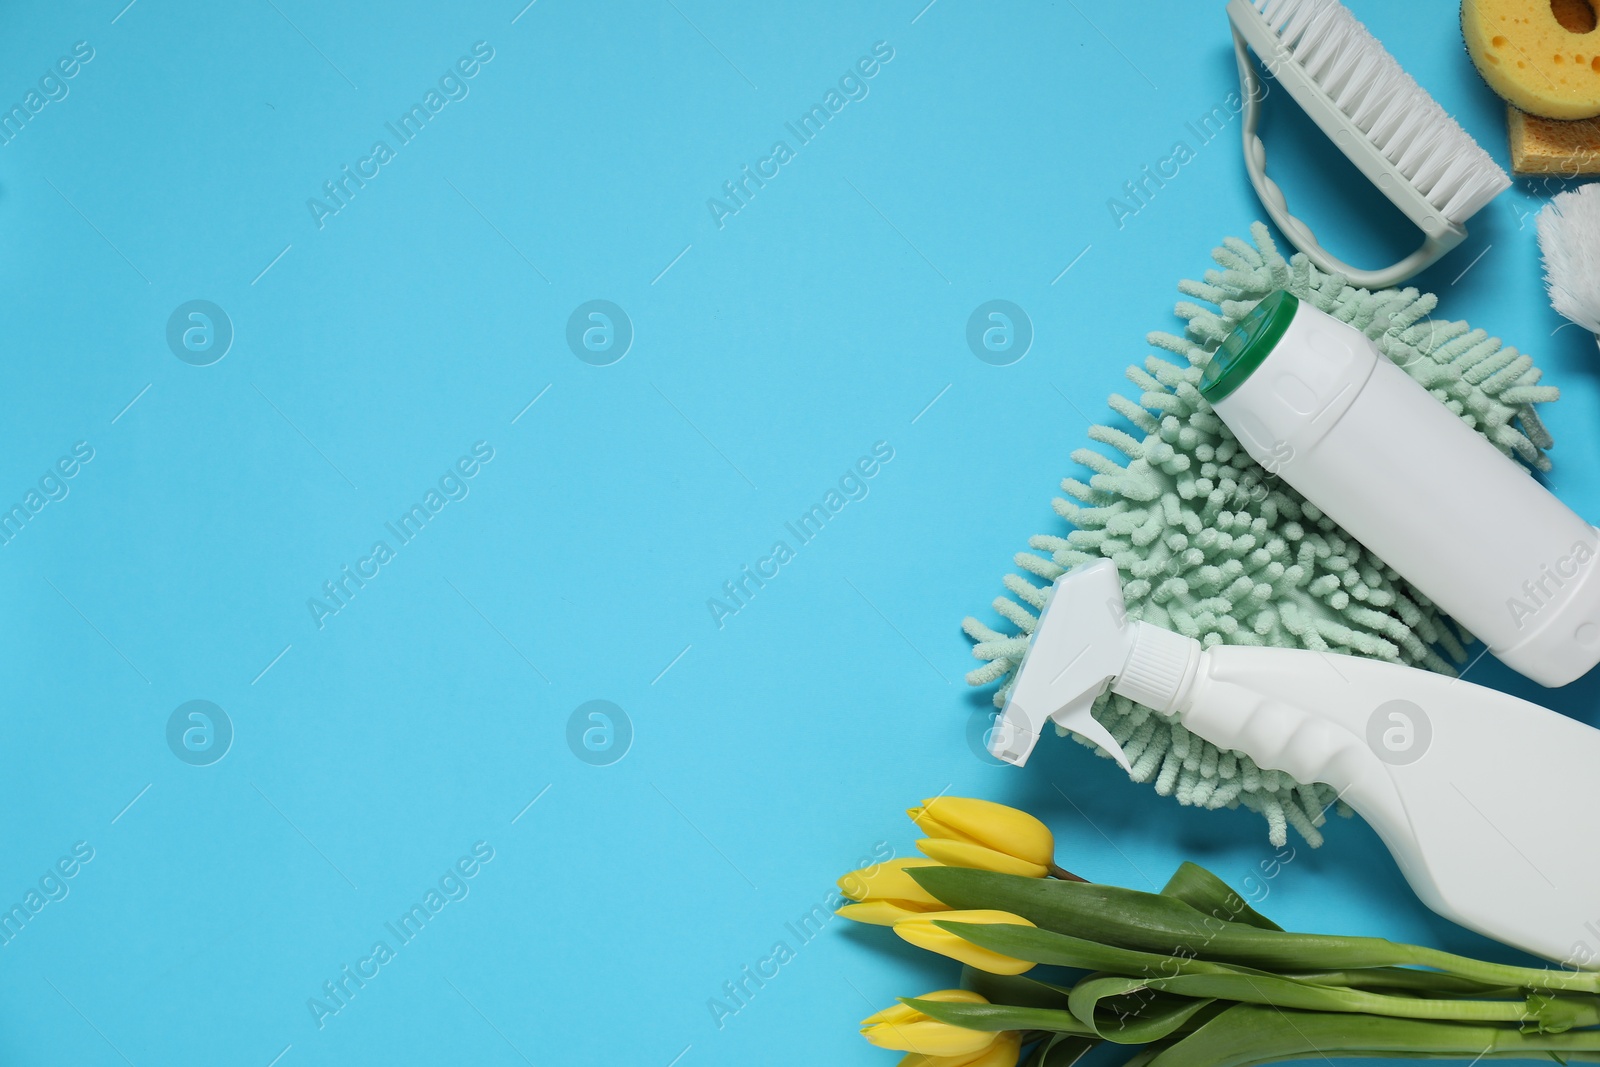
top-left (861, 989), bottom-right (997, 1056)
top-left (835, 857), bottom-right (950, 925)
top-left (838, 857), bottom-right (946, 908)
top-left (909, 797), bottom-right (1054, 878)
top-left (835, 900), bottom-right (933, 926)
top-left (896, 1030), bottom-right (1023, 1067)
top-left (893, 909), bottom-right (1036, 975)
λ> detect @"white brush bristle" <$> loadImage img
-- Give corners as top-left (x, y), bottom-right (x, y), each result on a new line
top-left (1539, 184), bottom-right (1600, 335)
top-left (1255, 0), bottom-right (1509, 224)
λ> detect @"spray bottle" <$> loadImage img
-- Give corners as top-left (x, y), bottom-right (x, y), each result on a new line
top-left (992, 559), bottom-right (1600, 966)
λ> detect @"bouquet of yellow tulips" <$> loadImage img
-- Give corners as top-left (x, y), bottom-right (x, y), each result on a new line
top-left (838, 796), bottom-right (1600, 1067)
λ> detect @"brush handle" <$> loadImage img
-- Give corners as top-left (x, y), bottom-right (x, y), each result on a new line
top-left (1229, 21), bottom-right (1464, 289)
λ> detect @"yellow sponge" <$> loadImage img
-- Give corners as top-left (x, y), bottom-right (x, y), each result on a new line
top-left (1463, 0), bottom-right (1600, 119)
top-left (1508, 104), bottom-right (1600, 173)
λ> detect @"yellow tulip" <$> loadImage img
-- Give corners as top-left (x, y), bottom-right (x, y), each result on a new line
top-left (838, 857), bottom-right (947, 908)
top-left (861, 990), bottom-right (996, 1056)
top-left (897, 1030), bottom-right (1023, 1067)
top-left (916, 837), bottom-right (1048, 878)
top-left (836, 901), bottom-right (934, 926)
top-left (909, 797), bottom-right (1054, 878)
top-left (837, 857), bottom-right (950, 925)
top-left (893, 909), bottom-right (1037, 975)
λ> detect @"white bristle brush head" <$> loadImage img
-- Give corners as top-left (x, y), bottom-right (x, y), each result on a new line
top-left (1538, 184), bottom-right (1600, 336)
top-left (1252, 0), bottom-right (1509, 225)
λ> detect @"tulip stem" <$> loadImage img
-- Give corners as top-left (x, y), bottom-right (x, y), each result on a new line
top-left (1048, 862), bottom-right (1087, 883)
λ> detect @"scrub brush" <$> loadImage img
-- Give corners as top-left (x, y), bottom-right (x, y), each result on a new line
top-left (1537, 182), bottom-right (1600, 346)
top-left (1228, 0), bottom-right (1510, 288)
top-left (963, 222), bottom-right (1559, 848)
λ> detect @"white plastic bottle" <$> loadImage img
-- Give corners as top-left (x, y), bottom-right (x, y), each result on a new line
top-left (1200, 290), bottom-right (1600, 688)
top-left (991, 560), bottom-right (1600, 966)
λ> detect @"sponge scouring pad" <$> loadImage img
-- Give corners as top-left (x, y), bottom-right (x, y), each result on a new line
top-left (1508, 104), bottom-right (1600, 174)
top-left (1464, 0), bottom-right (1600, 120)
top-left (964, 223), bottom-right (1560, 847)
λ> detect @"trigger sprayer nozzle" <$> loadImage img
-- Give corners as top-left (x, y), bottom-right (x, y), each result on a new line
top-left (989, 559), bottom-right (1135, 769)
top-left (989, 560), bottom-right (1200, 770)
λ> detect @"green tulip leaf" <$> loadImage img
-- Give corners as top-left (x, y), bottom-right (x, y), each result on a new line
top-left (1067, 973), bottom-right (1151, 1026)
top-left (1159, 862), bottom-right (1281, 932)
top-left (961, 966), bottom-right (1075, 1009)
top-left (938, 920), bottom-right (1539, 1032)
top-left (934, 921), bottom-right (1266, 978)
top-left (1526, 993), bottom-right (1600, 1034)
top-left (1022, 1032), bottom-right (1098, 1067)
top-left (1135, 972), bottom-right (1528, 1025)
top-left (911, 866), bottom-right (1600, 993)
top-left (914, 866), bottom-right (1393, 970)
top-left (1142, 1003), bottom-right (1600, 1067)
top-left (900, 996), bottom-right (1094, 1035)
top-left (1065, 974), bottom-right (1219, 1044)
top-left (1285, 968), bottom-right (1517, 997)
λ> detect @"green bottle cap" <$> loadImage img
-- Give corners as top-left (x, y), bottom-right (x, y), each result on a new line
top-left (1200, 289), bottom-right (1298, 403)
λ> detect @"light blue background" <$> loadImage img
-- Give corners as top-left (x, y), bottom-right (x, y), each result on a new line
top-left (0, 1), bottom-right (1594, 1064)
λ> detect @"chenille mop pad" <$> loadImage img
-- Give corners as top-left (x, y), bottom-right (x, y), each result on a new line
top-left (964, 222), bottom-right (1560, 847)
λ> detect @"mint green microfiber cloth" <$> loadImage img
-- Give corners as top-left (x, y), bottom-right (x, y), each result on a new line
top-left (964, 223), bottom-right (1560, 847)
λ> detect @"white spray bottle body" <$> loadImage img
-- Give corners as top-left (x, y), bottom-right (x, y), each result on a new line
top-left (1179, 644), bottom-right (1600, 966)
top-left (992, 559), bottom-right (1600, 967)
